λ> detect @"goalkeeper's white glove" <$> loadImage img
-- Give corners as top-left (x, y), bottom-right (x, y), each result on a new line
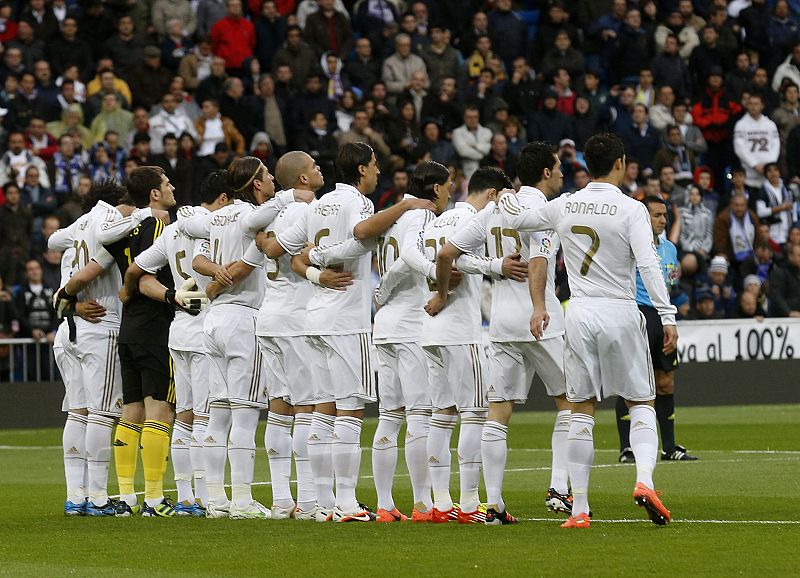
top-left (165, 278), bottom-right (207, 316)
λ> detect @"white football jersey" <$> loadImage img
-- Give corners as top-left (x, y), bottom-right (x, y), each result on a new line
top-left (450, 188), bottom-right (564, 342)
top-left (59, 244), bottom-right (75, 288)
top-left (135, 220), bottom-right (208, 352)
top-left (179, 193), bottom-right (293, 309)
top-left (71, 201), bottom-right (123, 327)
top-left (372, 197), bottom-right (435, 343)
top-left (499, 181), bottom-right (677, 324)
top-left (420, 202), bottom-right (493, 346)
top-left (277, 183), bottom-right (375, 335)
top-left (506, 186), bottom-right (565, 337)
top-left (256, 199), bottom-right (315, 337)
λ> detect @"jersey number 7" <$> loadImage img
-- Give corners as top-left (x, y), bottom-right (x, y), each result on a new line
top-left (571, 225), bottom-right (600, 276)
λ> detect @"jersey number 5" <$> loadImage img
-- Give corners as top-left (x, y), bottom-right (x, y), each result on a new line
top-left (571, 225), bottom-right (600, 276)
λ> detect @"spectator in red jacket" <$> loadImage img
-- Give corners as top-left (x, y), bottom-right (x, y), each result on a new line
top-left (24, 116), bottom-right (58, 163)
top-left (211, 0), bottom-right (256, 73)
top-left (0, 2), bottom-right (18, 43)
top-left (691, 66), bottom-right (743, 189)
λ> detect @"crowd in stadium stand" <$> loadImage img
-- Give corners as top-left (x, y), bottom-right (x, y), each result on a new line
top-left (1, 0), bottom-right (800, 353)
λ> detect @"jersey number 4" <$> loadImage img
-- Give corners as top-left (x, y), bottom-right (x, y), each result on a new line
top-left (571, 225), bottom-right (600, 276)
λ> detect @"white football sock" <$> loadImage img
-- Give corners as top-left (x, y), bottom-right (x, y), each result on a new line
top-left (458, 412), bottom-right (485, 513)
top-left (265, 411), bottom-right (294, 508)
top-left (171, 420), bottom-right (194, 504)
top-left (191, 417), bottom-right (208, 506)
top-left (229, 405), bottom-right (260, 504)
top-left (481, 420), bottom-right (508, 512)
top-left (405, 411), bottom-right (433, 511)
top-left (629, 404), bottom-right (659, 489)
top-left (332, 416), bottom-right (362, 513)
top-left (204, 402), bottom-right (231, 504)
top-left (307, 412), bottom-right (335, 510)
top-left (63, 412), bottom-right (88, 503)
top-left (550, 410), bottom-right (571, 494)
top-left (293, 413), bottom-right (316, 512)
top-left (567, 413), bottom-right (595, 516)
top-left (85, 413), bottom-right (115, 505)
top-left (428, 413), bottom-right (457, 511)
top-left (371, 410), bottom-right (403, 511)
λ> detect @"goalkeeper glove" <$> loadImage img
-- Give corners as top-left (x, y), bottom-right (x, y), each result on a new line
top-left (165, 278), bottom-right (207, 316)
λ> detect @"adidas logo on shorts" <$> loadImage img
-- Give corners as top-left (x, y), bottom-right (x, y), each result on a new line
top-left (66, 446), bottom-right (80, 455)
top-left (375, 436), bottom-right (391, 446)
top-left (428, 456), bottom-right (439, 464)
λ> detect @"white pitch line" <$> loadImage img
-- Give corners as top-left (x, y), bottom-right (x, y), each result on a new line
top-left (523, 518), bottom-right (800, 525)
top-left (0, 445), bottom-right (61, 450)
top-left (3, 445), bottom-right (799, 455)
top-left (111, 456), bottom-right (800, 499)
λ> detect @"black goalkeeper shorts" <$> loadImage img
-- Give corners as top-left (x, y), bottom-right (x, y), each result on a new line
top-left (118, 342), bottom-right (175, 405)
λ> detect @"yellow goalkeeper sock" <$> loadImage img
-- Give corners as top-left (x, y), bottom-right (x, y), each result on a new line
top-left (113, 420), bottom-right (142, 503)
top-left (141, 420), bottom-right (172, 505)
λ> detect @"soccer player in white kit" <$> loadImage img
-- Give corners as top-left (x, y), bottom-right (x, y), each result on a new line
top-left (52, 181), bottom-right (159, 516)
top-left (256, 152), bottom-right (327, 520)
top-left (376, 166), bottom-right (524, 523)
top-left (51, 238), bottom-right (107, 514)
top-left (265, 143), bottom-right (435, 522)
top-left (430, 144), bottom-right (572, 525)
top-left (368, 161), bottom-right (453, 523)
top-left (497, 134), bottom-right (678, 528)
top-left (180, 157), bottom-right (314, 519)
top-left (198, 154), bottom-right (354, 519)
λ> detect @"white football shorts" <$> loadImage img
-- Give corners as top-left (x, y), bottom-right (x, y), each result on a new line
top-left (258, 335), bottom-right (315, 406)
top-left (564, 298), bottom-right (655, 403)
top-left (75, 321), bottom-right (123, 416)
top-left (169, 348), bottom-right (210, 416)
top-left (488, 337), bottom-right (566, 404)
top-left (54, 321), bottom-right (86, 411)
top-left (306, 332), bottom-right (377, 411)
top-left (376, 342), bottom-right (432, 412)
top-left (203, 305), bottom-right (267, 409)
top-left (424, 343), bottom-right (487, 412)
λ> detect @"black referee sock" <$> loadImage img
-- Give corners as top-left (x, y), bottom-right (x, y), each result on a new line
top-left (615, 396), bottom-right (631, 452)
top-left (655, 394), bottom-right (676, 454)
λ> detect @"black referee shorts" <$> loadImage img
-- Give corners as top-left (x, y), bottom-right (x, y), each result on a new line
top-left (118, 342), bottom-right (176, 405)
top-left (639, 305), bottom-right (678, 373)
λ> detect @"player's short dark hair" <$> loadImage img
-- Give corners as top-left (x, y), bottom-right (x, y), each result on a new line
top-left (227, 156), bottom-right (266, 204)
top-left (517, 141), bottom-right (557, 186)
top-left (125, 166), bottom-right (165, 208)
top-left (199, 170), bottom-right (231, 205)
top-left (748, 92), bottom-right (764, 103)
top-left (336, 142), bottom-right (374, 187)
top-left (409, 160), bottom-right (449, 202)
top-left (468, 166), bottom-right (513, 194)
top-left (584, 133), bottom-right (625, 178)
top-left (83, 179), bottom-right (127, 212)
top-left (642, 195), bottom-right (666, 211)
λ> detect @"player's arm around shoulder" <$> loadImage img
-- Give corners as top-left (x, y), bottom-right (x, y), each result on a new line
top-left (498, 188), bottom-right (558, 231)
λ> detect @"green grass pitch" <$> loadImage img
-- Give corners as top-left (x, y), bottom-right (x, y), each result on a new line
top-left (1, 405), bottom-right (798, 577)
